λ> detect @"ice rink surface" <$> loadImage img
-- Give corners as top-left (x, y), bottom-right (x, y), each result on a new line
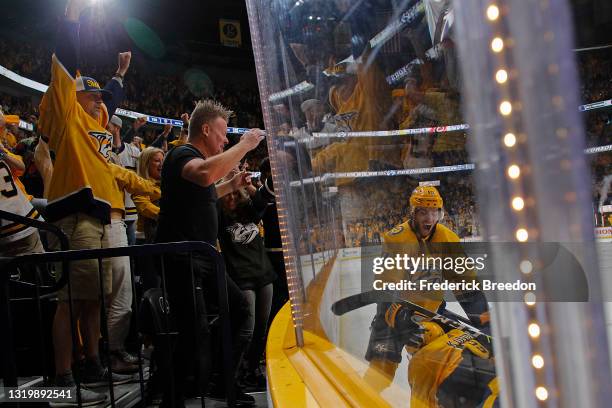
top-left (311, 243), bottom-right (612, 405)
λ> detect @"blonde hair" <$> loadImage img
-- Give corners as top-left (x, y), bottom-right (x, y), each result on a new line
top-left (189, 99), bottom-right (233, 139)
top-left (137, 147), bottom-right (164, 180)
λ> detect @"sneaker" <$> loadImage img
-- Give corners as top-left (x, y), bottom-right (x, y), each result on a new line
top-left (111, 352), bottom-right (139, 374)
top-left (207, 383), bottom-right (255, 407)
top-left (233, 388), bottom-right (256, 407)
top-left (240, 368), bottom-right (267, 392)
top-left (49, 386), bottom-right (107, 407)
top-left (114, 349), bottom-right (139, 364)
top-left (82, 366), bottom-right (134, 388)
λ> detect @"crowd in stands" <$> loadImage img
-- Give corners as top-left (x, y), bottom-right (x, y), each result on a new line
top-left (0, 38), bottom-right (264, 128)
top-left (1, 45), bottom-right (610, 247)
top-left (342, 175), bottom-right (479, 247)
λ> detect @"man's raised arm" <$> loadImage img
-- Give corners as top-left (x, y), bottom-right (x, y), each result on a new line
top-left (181, 129), bottom-right (264, 187)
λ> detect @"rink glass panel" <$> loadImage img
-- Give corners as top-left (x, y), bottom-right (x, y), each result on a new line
top-left (246, 0), bottom-right (612, 407)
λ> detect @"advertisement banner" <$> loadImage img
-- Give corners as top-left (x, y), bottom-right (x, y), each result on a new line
top-left (220, 19), bottom-right (241, 47)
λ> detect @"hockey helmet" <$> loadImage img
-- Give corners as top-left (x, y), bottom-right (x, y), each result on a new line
top-left (409, 186), bottom-right (444, 209)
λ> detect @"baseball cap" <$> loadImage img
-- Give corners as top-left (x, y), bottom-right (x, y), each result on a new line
top-left (76, 76), bottom-right (111, 95)
top-left (109, 115), bottom-right (123, 128)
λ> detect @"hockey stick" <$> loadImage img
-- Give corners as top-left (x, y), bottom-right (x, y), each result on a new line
top-left (331, 290), bottom-right (492, 346)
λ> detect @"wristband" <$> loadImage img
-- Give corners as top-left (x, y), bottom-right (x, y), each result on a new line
top-left (112, 75), bottom-right (124, 88)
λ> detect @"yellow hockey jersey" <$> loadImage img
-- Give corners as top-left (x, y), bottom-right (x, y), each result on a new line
top-left (0, 160), bottom-right (42, 244)
top-left (109, 163), bottom-right (161, 212)
top-left (381, 221), bottom-right (476, 312)
top-left (169, 138), bottom-right (187, 148)
top-left (38, 55), bottom-right (117, 223)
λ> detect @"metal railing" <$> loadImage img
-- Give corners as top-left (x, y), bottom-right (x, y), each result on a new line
top-left (0, 210), bottom-right (237, 407)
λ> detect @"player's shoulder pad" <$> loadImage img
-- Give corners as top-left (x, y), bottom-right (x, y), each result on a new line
top-left (433, 223), bottom-right (461, 242)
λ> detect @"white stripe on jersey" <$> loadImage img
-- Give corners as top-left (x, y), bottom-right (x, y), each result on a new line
top-left (0, 160), bottom-right (42, 243)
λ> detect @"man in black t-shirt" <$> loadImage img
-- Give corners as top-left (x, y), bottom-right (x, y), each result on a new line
top-left (155, 99), bottom-right (264, 407)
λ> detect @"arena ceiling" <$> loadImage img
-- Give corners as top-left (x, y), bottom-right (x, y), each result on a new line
top-left (1, 0), bottom-right (609, 73)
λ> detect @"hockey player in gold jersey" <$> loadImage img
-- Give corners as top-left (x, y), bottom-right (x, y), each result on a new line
top-left (363, 186), bottom-right (497, 407)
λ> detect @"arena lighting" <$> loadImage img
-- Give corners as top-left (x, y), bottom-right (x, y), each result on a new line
top-left (486, 5), bottom-right (500, 21)
top-left (528, 323), bottom-right (541, 338)
top-left (491, 37), bottom-right (504, 52)
top-left (503, 132), bottom-right (516, 147)
top-left (516, 228), bottom-right (529, 242)
top-left (499, 100), bottom-right (512, 115)
top-left (512, 196), bottom-right (525, 211)
top-left (507, 164), bottom-right (520, 179)
top-left (532, 355), bottom-right (545, 369)
top-left (535, 387), bottom-right (549, 401)
top-left (520, 260), bottom-right (533, 274)
top-left (524, 292), bottom-right (536, 306)
top-left (495, 69), bottom-right (508, 83)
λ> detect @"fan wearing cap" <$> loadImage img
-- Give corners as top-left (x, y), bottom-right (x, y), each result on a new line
top-left (37, 0), bottom-right (141, 399)
top-left (363, 186), bottom-right (490, 400)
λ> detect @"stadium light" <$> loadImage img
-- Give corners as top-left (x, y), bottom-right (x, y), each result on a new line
top-left (507, 164), bottom-right (520, 179)
top-left (512, 197), bottom-right (525, 211)
top-left (532, 355), bottom-right (545, 369)
top-left (486, 5), bottom-right (500, 21)
top-left (499, 101), bottom-right (512, 115)
top-left (491, 37), bottom-right (504, 52)
top-left (495, 69), bottom-right (508, 84)
top-left (520, 260), bottom-right (533, 274)
top-left (528, 323), bottom-right (541, 338)
top-left (535, 386), bottom-right (549, 401)
top-left (503, 132), bottom-right (516, 147)
top-left (516, 228), bottom-right (529, 242)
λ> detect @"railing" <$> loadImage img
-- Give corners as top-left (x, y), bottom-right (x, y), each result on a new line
top-left (0, 210), bottom-right (237, 407)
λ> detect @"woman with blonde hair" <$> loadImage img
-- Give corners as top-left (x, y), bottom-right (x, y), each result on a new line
top-left (132, 146), bottom-right (164, 242)
top-left (132, 147), bottom-right (164, 292)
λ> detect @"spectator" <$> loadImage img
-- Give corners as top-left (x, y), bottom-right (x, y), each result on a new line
top-left (38, 0), bottom-right (133, 401)
top-left (154, 99), bottom-right (263, 407)
top-left (0, 108), bottom-right (44, 256)
top-left (168, 113), bottom-right (190, 148)
top-left (133, 147), bottom-right (164, 243)
top-left (218, 172), bottom-right (276, 392)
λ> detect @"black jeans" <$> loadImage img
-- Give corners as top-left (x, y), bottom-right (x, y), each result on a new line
top-left (161, 253), bottom-right (251, 405)
top-left (242, 283), bottom-right (273, 371)
top-left (267, 251), bottom-right (288, 327)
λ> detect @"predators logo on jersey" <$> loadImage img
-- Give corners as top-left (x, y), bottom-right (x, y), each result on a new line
top-left (88, 131), bottom-right (113, 161)
top-left (226, 222), bottom-right (260, 245)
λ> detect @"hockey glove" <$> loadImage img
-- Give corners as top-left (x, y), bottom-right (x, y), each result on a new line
top-left (385, 303), bottom-right (425, 349)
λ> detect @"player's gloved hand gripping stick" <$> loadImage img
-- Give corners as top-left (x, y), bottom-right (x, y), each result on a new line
top-left (332, 290), bottom-right (493, 350)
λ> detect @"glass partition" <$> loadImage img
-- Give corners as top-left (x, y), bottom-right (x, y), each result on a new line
top-left (246, 0), bottom-right (612, 406)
